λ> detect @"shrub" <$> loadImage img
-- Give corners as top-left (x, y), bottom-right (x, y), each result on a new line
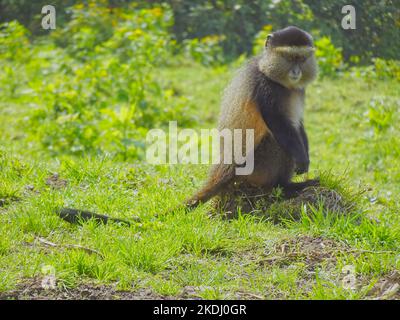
top-left (367, 97), bottom-right (395, 133)
top-left (0, 21), bottom-right (30, 61)
top-left (347, 59), bottom-right (400, 83)
top-left (182, 35), bottom-right (225, 66)
top-left (373, 58), bottom-right (400, 81)
top-left (315, 36), bottom-right (344, 77)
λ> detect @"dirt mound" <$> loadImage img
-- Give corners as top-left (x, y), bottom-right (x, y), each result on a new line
top-left (213, 182), bottom-right (355, 222)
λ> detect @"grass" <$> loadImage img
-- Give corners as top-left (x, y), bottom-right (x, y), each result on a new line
top-left (0, 62), bottom-right (399, 299)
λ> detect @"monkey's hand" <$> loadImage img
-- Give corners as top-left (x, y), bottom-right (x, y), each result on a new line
top-left (295, 159), bottom-right (309, 175)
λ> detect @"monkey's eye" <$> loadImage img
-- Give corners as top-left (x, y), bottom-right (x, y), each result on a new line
top-left (292, 55), bottom-right (307, 63)
top-left (298, 56), bottom-right (307, 63)
top-left (282, 53), bottom-right (295, 61)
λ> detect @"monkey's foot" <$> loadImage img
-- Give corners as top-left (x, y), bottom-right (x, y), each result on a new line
top-left (281, 178), bottom-right (320, 199)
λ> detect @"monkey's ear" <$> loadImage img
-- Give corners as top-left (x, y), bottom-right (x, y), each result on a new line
top-left (265, 34), bottom-right (273, 47)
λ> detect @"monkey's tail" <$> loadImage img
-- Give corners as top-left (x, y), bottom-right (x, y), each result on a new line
top-left (184, 163), bottom-right (235, 209)
top-left (56, 208), bottom-right (134, 226)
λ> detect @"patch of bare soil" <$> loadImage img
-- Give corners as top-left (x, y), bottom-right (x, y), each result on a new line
top-left (213, 182), bottom-right (355, 222)
top-left (223, 236), bottom-right (347, 299)
top-left (230, 235), bottom-right (399, 299)
top-left (0, 278), bottom-right (171, 300)
top-left (367, 271), bottom-right (400, 300)
top-left (45, 173), bottom-right (68, 189)
top-left (238, 235), bottom-right (351, 276)
top-left (229, 235), bottom-right (350, 283)
top-left (263, 235), bottom-right (348, 267)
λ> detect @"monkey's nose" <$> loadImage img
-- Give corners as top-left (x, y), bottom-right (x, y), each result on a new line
top-left (289, 66), bottom-right (302, 82)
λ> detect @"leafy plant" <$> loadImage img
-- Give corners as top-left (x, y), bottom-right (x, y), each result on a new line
top-left (367, 97), bottom-right (395, 133)
top-left (0, 3), bottom-right (194, 159)
top-left (315, 36), bottom-right (344, 77)
top-left (0, 20), bottom-right (30, 61)
top-left (182, 35), bottom-right (225, 66)
top-left (373, 58), bottom-right (400, 81)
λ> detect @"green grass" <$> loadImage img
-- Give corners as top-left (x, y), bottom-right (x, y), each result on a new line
top-left (0, 62), bottom-right (399, 299)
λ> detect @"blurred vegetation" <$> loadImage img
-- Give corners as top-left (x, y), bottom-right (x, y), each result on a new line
top-left (0, 0), bottom-right (399, 159)
top-left (1, 0), bottom-right (399, 62)
top-left (0, 3), bottom-right (196, 159)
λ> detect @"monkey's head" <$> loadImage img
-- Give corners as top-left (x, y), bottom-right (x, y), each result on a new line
top-left (259, 26), bottom-right (317, 89)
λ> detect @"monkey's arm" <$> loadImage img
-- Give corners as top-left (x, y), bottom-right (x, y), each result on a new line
top-left (260, 109), bottom-right (309, 173)
top-left (299, 122), bottom-right (309, 154)
top-left (297, 122), bottom-right (309, 174)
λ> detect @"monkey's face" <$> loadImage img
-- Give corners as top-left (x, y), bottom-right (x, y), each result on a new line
top-left (259, 26), bottom-right (318, 89)
top-left (259, 47), bottom-right (317, 89)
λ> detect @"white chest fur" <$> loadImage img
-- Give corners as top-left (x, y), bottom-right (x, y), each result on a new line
top-left (286, 91), bottom-right (304, 129)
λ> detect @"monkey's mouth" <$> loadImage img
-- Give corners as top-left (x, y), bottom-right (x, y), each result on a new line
top-left (288, 72), bottom-right (302, 83)
top-left (288, 68), bottom-right (302, 83)
top-left (288, 76), bottom-right (302, 85)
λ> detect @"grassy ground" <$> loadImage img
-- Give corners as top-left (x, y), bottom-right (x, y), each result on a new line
top-left (0, 62), bottom-right (399, 299)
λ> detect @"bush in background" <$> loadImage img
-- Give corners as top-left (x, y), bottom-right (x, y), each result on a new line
top-left (0, 0), bottom-right (398, 162)
top-left (0, 2), bottom-right (195, 160)
top-left (314, 36), bottom-right (344, 77)
top-left (1, 0), bottom-right (398, 65)
top-left (164, 0), bottom-right (400, 64)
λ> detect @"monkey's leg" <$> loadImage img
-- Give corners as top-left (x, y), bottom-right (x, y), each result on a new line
top-left (280, 179), bottom-right (320, 199)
